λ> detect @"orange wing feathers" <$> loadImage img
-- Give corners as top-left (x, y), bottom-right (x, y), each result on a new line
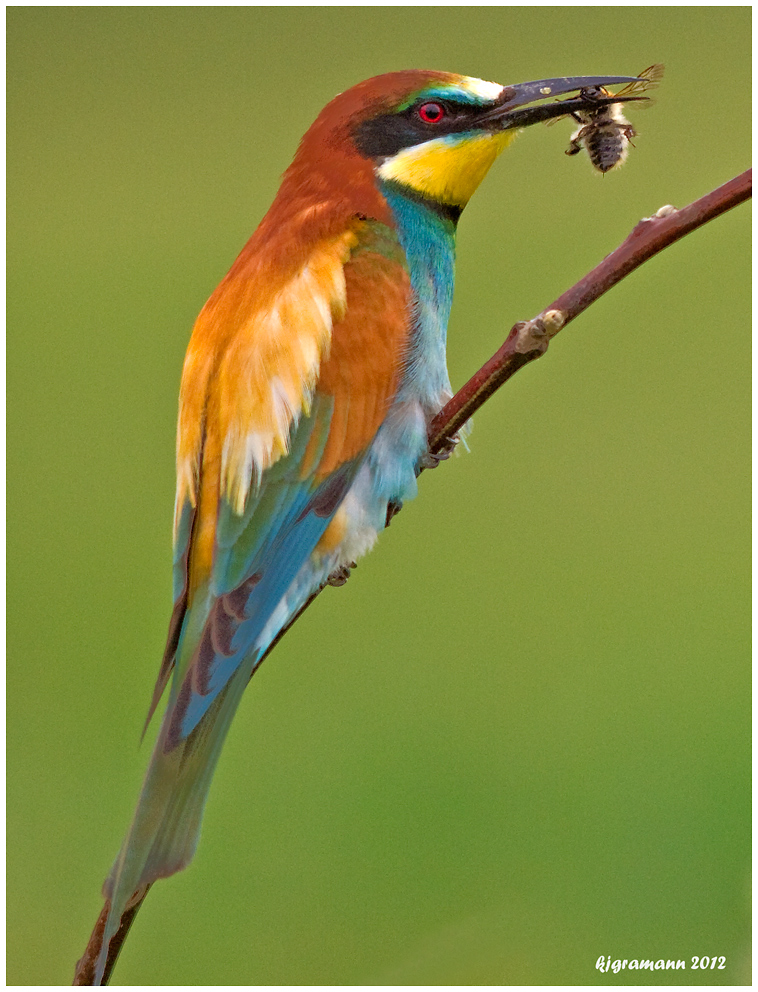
top-left (176, 228), bottom-right (358, 518)
top-left (174, 219), bottom-right (411, 602)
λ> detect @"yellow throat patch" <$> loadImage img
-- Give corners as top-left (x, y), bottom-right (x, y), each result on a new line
top-left (377, 129), bottom-right (516, 207)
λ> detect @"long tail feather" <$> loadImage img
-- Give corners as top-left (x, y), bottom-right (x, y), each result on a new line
top-left (94, 659), bottom-right (255, 984)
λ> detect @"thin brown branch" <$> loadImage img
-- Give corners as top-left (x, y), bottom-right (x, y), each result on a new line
top-left (73, 888), bottom-right (150, 985)
top-left (428, 168), bottom-right (751, 451)
top-left (73, 168), bottom-right (750, 985)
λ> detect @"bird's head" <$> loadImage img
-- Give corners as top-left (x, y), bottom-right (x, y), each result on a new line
top-left (289, 69), bottom-right (641, 218)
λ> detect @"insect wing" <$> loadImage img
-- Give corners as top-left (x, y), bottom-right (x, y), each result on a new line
top-left (546, 64), bottom-right (663, 128)
top-left (611, 63), bottom-right (665, 102)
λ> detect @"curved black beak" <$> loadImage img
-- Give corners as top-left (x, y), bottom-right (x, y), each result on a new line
top-left (484, 74), bottom-right (645, 130)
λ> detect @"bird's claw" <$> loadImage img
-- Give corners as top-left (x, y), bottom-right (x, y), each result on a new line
top-left (327, 561), bottom-right (357, 587)
top-left (419, 434), bottom-right (459, 470)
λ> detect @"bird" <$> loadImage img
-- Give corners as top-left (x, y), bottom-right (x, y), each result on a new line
top-left (89, 68), bottom-right (640, 984)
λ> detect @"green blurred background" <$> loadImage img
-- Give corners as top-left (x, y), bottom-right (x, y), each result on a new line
top-left (8, 8), bottom-right (750, 985)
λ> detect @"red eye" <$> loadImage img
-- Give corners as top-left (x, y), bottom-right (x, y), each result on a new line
top-left (418, 102), bottom-right (445, 124)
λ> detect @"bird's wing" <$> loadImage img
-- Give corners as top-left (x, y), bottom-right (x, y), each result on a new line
top-left (147, 219), bottom-right (412, 746)
top-left (99, 220), bottom-right (414, 984)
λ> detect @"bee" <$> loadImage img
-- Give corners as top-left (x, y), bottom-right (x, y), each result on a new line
top-left (552, 64), bottom-right (664, 173)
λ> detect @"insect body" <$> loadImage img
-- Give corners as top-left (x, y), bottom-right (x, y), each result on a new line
top-left (556, 64), bottom-right (664, 173)
top-left (566, 90), bottom-right (637, 172)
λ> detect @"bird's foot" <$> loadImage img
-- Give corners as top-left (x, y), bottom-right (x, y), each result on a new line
top-left (327, 561), bottom-right (358, 587)
top-left (419, 434), bottom-right (459, 470)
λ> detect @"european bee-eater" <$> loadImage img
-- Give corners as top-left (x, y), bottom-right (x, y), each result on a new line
top-left (92, 68), bottom-right (640, 983)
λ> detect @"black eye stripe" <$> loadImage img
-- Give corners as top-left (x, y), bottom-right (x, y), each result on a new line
top-left (354, 99), bottom-right (498, 158)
